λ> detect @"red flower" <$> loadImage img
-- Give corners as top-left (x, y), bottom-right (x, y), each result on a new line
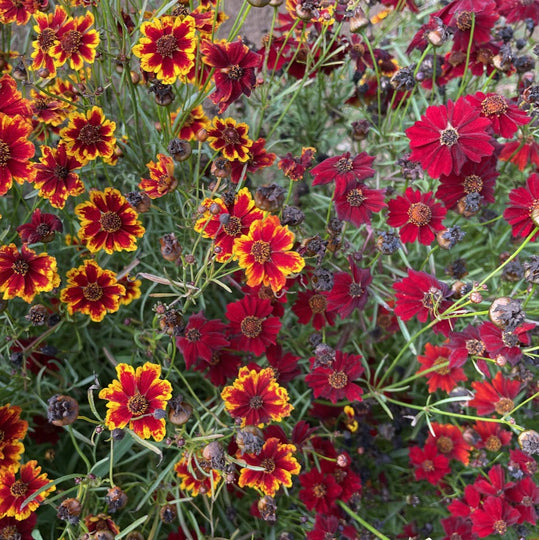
top-left (199, 349), bottom-right (241, 387)
top-left (387, 187), bottom-right (447, 245)
top-left (326, 259), bottom-right (372, 319)
top-left (444, 2), bottom-right (499, 50)
top-left (498, 0), bottom-right (539, 24)
top-left (305, 350), bottom-right (364, 404)
top-left (480, 321), bottom-right (535, 365)
top-left (265, 343), bottom-right (301, 385)
top-left (393, 269), bottom-right (454, 335)
top-left (506, 477), bottom-right (539, 524)
top-left (473, 420), bottom-right (513, 452)
top-left (0, 0), bottom-right (35, 24)
top-left (139, 154), bottom-right (178, 199)
top-left (446, 324), bottom-right (489, 368)
top-left (174, 453), bottom-right (221, 498)
top-left (221, 366), bottom-right (293, 426)
top-left (409, 443), bottom-right (450, 485)
top-left (292, 289), bottom-right (336, 331)
top-left (468, 371), bottom-right (521, 416)
top-left (448, 484), bottom-right (481, 518)
top-left (405, 97), bottom-right (494, 178)
top-left (17, 208), bottom-right (63, 244)
top-left (225, 296), bottom-right (281, 355)
top-left (32, 144), bottom-right (84, 209)
top-left (440, 516), bottom-right (474, 540)
top-left (503, 173), bottom-right (539, 241)
top-left (509, 449), bottom-right (537, 477)
top-left (175, 312), bottom-right (230, 370)
top-left (333, 180), bottom-right (386, 227)
top-left (229, 138), bottom-right (276, 184)
top-left (310, 151), bottom-right (375, 188)
top-left (426, 422), bottom-right (471, 465)
top-left (0, 74), bottom-right (31, 119)
top-left (201, 38), bottom-right (262, 114)
top-left (278, 147), bottom-right (316, 181)
top-left (238, 437), bottom-right (300, 496)
top-left (0, 404), bottom-right (27, 472)
top-left (499, 136), bottom-right (539, 171)
top-left (299, 469), bottom-right (342, 513)
top-left (0, 112), bottom-right (35, 196)
top-left (471, 496), bottom-right (520, 538)
top-left (417, 343), bottom-right (467, 393)
top-left (0, 514), bottom-right (37, 540)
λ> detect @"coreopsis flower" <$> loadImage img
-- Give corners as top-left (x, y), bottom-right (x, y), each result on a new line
top-left (49, 11), bottom-right (100, 71)
top-left (0, 244), bottom-right (59, 303)
top-left (480, 321), bottom-right (535, 365)
top-left (310, 151), bottom-right (375, 189)
top-left (440, 516), bottom-right (474, 540)
top-left (498, 0), bottom-right (539, 24)
top-left (499, 136), bottom-right (539, 171)
top-left (173, 105), bottom-right (209, 141)
top-left (229, 138), bottom-right (276, 184)
top-left (75, 188), bottom-right (145, 254)
top-left (278, 147), bottom-right (316, 181)
top-left (333, 179), bottom-right (387, 227)
top-left (299, 469), bottom-right (342, 513)
top-left (509, 449), bottom-right (537, 477)
top-left (409, 443), bottom-right (450, 485)
top-left (132, 16), bottom-right (196, 84)
top-left (387, 187), bottom-right (447, 245)
top-left (416, 343), bottom-right (467, 393)
top-left (233, 215), bottom-right (305, 293)
top-left (448, 484), bottom-right (482, 519)
top-left (326, 260), bottom-right (372, 319)
top-left (17, 208), bottom-right (63, 244)
top-left (32, 144), bottom-right (84, 209)
top-left (466, 91), bottom-right (530, 138)
top-left (30, 6), bottom-right (69, 77)
top-left (445, 2), bottom-right (499, 51)
top-left (175, 311), bottom-right (230, 369)
top-left (471, 496), bottom-right (520, 537)
top-left (0, 74), bottom-right (31, 119)
top-left (446, 324), bottom-right (488, 368)
top-left (308, 514), bottom-right (357, 540)
top-left (507, 477), bottom-right (539, 524)
top-left (305, 350), bottom-right (364, 404)
top-left (174, 454), bottom-right (221, 497)
top-left (198, 349), bottom-right (241, 386)
top-left (138, 154), bottom-right (177, 199)
top-left (0, 0), bottom-right (35, 24)
top-left (0, 112), bottom-right (35, 196)
top-left (99, 362), bottom-right (173, 441)
top-left (221, 366), bottom-right (293, 426)
top-left (0, 514), bottom-right (36, 540)
top-left (427, 422), bottom-right (471, 465)
top-left (405, 98), bottom-right (494, 178)
top-left (468, 371), bottom-right (521, 416)
top-left (503, 173), bottom-right (539, 241)
top-left (60, 260), bottom-right (125, 322)
top-left (266, 343), bottom-right (301, 385)
top-left (117, 275), bottom-right (141, 306)
top-left (206, 117), bottom-right (253, 162)
top-left (293, 289), bottom-right (336, 331)
top-left (201, 38), bottom-right (262, 114)
top-left (61, 107), bottom-right (116, 164)
top-left (473, 420), bottom-right (513, 452)
top-left (195, 187), bottom-right (265, 262)
top-left (0, 404), bottom-right (28, 472)
top-left (393, 269), bottom-right (455, 336)
top-left (0, 460), bottom-right (55, 520)
top-left (84, 514), bottom-right (119, 537)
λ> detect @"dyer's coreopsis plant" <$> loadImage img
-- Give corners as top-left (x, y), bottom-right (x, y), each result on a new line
top-left (0, 0), bottom-right (538, 538)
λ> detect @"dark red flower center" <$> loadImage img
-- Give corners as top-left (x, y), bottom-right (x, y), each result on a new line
top-left (53, 164), bottom-right (70, 179)
top-left (436, 435), bottom-right (453, 454)
top-left (407, 202), bottom-right (432, 226)
top-left (481, 95), bottom-right (507, 117)
top-left (34, 97), bottom-right (51, 112)
top-left (349, 282), bottom-right (364, 297)
top-left (250, 240), bottom-right (271, 263)
top-left (494, 397), bottom-right (514, 415)
top-left (308, 294), bottom-right (327, 314)
top-left (261, 458), bottom-right (275, 473)
top-left (0, 140), bottom-right (11, 167)
top-left (0, 525), bottom-right (18, 538)
top-left (36, 223), bottom-right (52, 238)
top-left (100, 211), bottom-right (122, 233)
top-left (156, 34), bottom-right (178, 58)
top-left (422, 460), bottom-right (434, 472)
top-left (61, 30), bottom-right (82, 54)
top-left (39, 28), bottom-right (57, 51)
top-left (465, 338), bottom-right (485, 356)
top-left (485, 435), bottom-right (501, 452)
top-left (9, 480), bottom-right (28, 497)
top-left (127, 392), bottom-right (149, 416)
top-left (493, 520), bottom-right (507, 535)
top-left (439, 127), bottom-right (459, 146)
top-left (455, 11), bottom-right (472, 31)
top-left (249, 395), bottom-right (264, 409)
top-left (78, 124), bottom-right (102, 146)
top-left (312, 483), bottom-right (327, 498)
top-left (240, 316), bottom-right (263, 338)
top-left (11, 259), bottom-right (29, 275)
top-left (522, 495), bottom-right (533, 507)
top-left (222, 128), bottom-right (240, 145)
top-left (336, 157), bottom-right (354, 172)
top-left (328, 370), bottom-right (348, 389)
top-left (463, 174), bottom-right (483, 194)
top-left (227, 65), bottom-right (244, 80)
top-left (185, 328), bottom-right (201, 342)
top-left (346, 188), bottom-right (365, 207)
top-left (83, 282), bottom-right (103, 302)
top-left (223, 216), bottom-right (242, 236)
top-left (434, 356), bottom-right (450, 375)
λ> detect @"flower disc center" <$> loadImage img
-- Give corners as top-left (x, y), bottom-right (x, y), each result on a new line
top-left (61, 30), bottom-right (82, 54)
top-left (463, 174), bottom-right (483, 194)
top-left (407, 202), bottom-right (432, 226)
top-left (0, 140), bottom-right (11, 167)
top-left (437, 435), bottom-right (454, 454)
top-left (223, 216), bottom-right (242, 236)
top-left (100, 211), bottom-right (122, 233)
top-left (439, 127), bottom-right (459, 146)
top-left (241, 315), bottom-right (263, 338)
top-left (455, 11), bottom-right (472, 31)
top-left (308, 294), bottom-right (327, 313)
top-left (249, 395), bottom-right (264, 409)
top-left (485, 435), bottom-right (501, 452)
top-left (328, 370), bottom-right (348, 389)
top-left (250, 240), bottom-right (271, 263)
top-left (494, 397), bottom-right (514, 415)
top-left (346, 188), bottom-right (365, 207)
top-left (261, 458), bottom-right (275, 473)
top-left (83, 282), bottom-right (103, 302)
top-left (227, 65), bottom-right (244, 80)
top-left (336, 157), bottom-right (354, 172)
top-left (222, 128), bottom-right (240, 145)
top-left (465, 339), bottom-right (485, 356)
top-left (185, 328), bottom-right (201, 343)
top-left (11, 259), bottom-right (29, 275)
top-left (78, 124), bottom-right (102, 145)
top-left (349, 282), bottom-right (364, 298)
top-left (481, 94), bottom-right (507, 116)
top-left (127, 392), bottom-right (149, 416)
top-left (39, 28), bottom-right (57, 51)
top-left (10, 480), bottom-right (28, 497)
top-left (156, 34), bottom-right (178, 58)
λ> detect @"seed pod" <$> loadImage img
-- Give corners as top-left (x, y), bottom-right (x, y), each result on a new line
top-left (257, 495), bottom-right (277, 522)
top-left (202, 441), bottom-right (225, 470)
top-left (247, 0), bottom-right (271, 6)
top-left (105, 486), bottom-right (128, 513)
top-left (126, 191), bottom-right (152, 213)
top-left (160, 504), bottom-right (177, 524)
top-left (168, 396), bottom-right (193, 425)
top-left (47, 395), bottom-right (79, 426)
top-left (57, 498), bottom-right (82, 524)
top-left (168, 138), bottom-right (192, 162)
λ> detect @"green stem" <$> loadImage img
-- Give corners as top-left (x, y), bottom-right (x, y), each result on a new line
top-left (338, 501), bottom-right (391, 540)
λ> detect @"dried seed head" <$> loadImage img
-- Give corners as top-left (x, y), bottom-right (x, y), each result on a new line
top-left (257, 495), bottom-right (277, 522)
top-left (236, 426), bottom-right (264, 455)
top-left (168, 396), bottom-right (193, 425)
top-left (47, 395), bottom-right (79, 426)
top-left (211, 157), bottom-right (231, 178)
top-left (105, 486), bottom-right (128, 513)
top-left (57, 498), bottom-right (82, 524)
top-left (518, 430), bottom-right (539, 455)
top-left (160, 233), bottom-right (182, 262)
top-left (489, 297), bottom-right (525, 331)
top-left (168, 138), bottom-right (192, 162)
top-left (126, 191), bottom-right (152, 213)
top-left (254, 183), bottom-right (286, 212)
top-left (159, 504), bottom-right (177, 524)
top-left (26, 304), bottom-right (49, 326)
top-left (202, 441), bottom-right (226, 470)
top-left (125, 533), bottom-right (145, 540)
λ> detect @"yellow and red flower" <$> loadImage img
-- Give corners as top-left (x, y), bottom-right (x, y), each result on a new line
top-left (61, 107), bottom-right (116, 164)
top-left (0, 244), bottom-right (59, 304)
top-left (60, 260), bottom-right (125, 322)
top-left (30, 88), bottom-right (71, 127)
top-left (138, 154), bottom-right (178, 199)
top-left (233, 215), bottom-right (305, 293)
top-left (49, 11), bottom-right (100, 71)
top-left (0, 514), bottom-right (37, 540)
top-left (0, 74), bottom-right (32, 119)
top-left (174, 454), bottom-right (221, 497)
top-left (75, 188), bottom-right (145, 254)
top-left (0, 0), bottom-right (36, 25)
top-left (221, 366), bottom-right (293, 426)
top-left (132, 16), bottom-right (196, 84)
top-left (0, 112), bottom-right (35, 196)
top-left (118, 275), bottom-right (142, 306)
top-left (173, 105), bottom-right (209, 141)
top-left (98, 362), bottom-right (173, 441)
top-left (33, 144), bottom-right (84, 209)
top-left (0, 460), bottom-right (55, 520)
top-left (238, 437), bottom-right (300, 496)
top-left (207, 117), bottom-right (253, 162)
top-left (0, 404), bottom-right (28, 472)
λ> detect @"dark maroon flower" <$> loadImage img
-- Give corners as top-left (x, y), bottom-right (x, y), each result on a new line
top-left (445, 1), bottom-right (499, 50)
top-left (265, 343), bottom-right (301, 385)
top-left (17, 208), bottom-right (63, 244)
top-left (509, 449), bottom-right (537, 477)
top-left (292, 289), bottom-right (336, 331)
top-left (498, 0), bottom-right (539, 24)
top-left (471, 496), bottom-right (520, 537)
top-left (196, 348), bottom-right (241, 387)
top-left (448, 484), bottom-right (481, 518)
top-left (409, 443), bottom-right (450, 485)
top-left (310, 151), bottom-right (375, 189)
top-left (440, 516), bottom-right (474, 540)
top-left (387, 187), bottom-right (447, 245)
top-left (298, 469), bottom-right (342, 513)
top-left (479, 321), bottom-right (535, 365)
top-left (333, 180), bottom-right (386, 227)
top-left (503, 173), bottom-right (539, 241)
top-left (446, 324), bottom-right (489, 368)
